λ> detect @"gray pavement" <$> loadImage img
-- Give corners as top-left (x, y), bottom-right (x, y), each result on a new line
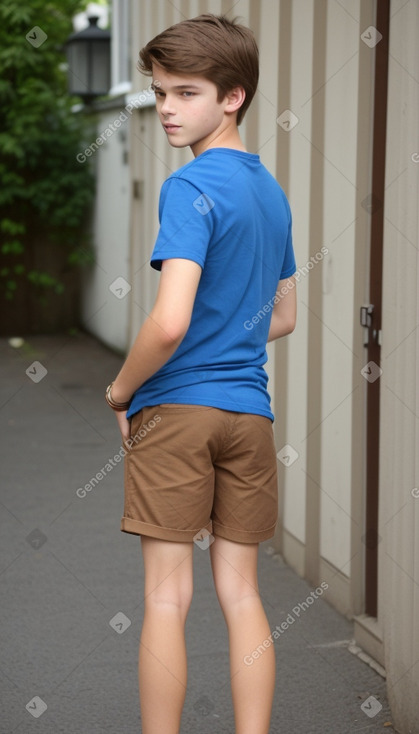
top-left (0, 332), bottom-right (395, 733)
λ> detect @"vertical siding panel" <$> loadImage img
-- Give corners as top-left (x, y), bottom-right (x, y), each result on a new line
top-left (82, 107), bottom-right (131, 350)
top-left (304, 0), bottom-right (327, 587)
top-left (187, 0), bottom-right (205, 17)
top-left (276, 0), bottom-right (315, 572)
top-left (272, 0), bottom-right (294, 558)
top-left (380, 0), bottom-right (419, 728)
top-left (136, 0), bottom-right (154, 84)
top-left (129, 1), bottom-right (161, 344)
top-left (130, 1), bottom-right (140, 90)
top-left (248, 0), bottom-right (278, 423)
top-left (317, 1), bottom-right (364, 598)
top-left (244, 0), bottom-right (260, 156)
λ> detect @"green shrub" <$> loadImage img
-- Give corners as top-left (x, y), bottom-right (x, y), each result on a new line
top-left (0, 0), bottom-right (95, 303)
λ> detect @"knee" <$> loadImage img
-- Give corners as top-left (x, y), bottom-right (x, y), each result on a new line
top-left (210, 536), bottom-right (261, 614)
top-left (213, 576), bottom-right (259, 614)
top-left (145, 579), bottom-right (193, 621)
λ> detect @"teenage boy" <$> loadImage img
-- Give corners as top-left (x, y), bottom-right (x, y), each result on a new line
top-left (105, 13), bottom-right (296, 734)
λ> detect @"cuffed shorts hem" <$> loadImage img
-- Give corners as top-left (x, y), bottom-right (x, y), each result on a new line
top-left (120, 515), bottom-right (277, 544)
top-left (212, 520), bottom-right (278, 544)
top-left (120, 515), bottom-right (213, 542)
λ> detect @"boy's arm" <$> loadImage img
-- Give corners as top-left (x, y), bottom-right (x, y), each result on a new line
top-left (267, 277), bottom-right (297, 342)
top-left (110, 258), bottom-right (202, 404)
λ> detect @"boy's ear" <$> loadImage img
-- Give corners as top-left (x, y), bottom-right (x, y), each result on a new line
top-left (224, 86), bottom-right (246, 116)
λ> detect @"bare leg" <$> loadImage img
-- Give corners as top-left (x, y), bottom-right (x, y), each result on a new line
top-left (139, 536), bottom-right (194, 734)
top-left (210, 536), bottom-right (275, 734)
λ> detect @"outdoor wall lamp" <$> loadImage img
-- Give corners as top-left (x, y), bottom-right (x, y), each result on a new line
top-left (65, 15), bottom-right (111, 104)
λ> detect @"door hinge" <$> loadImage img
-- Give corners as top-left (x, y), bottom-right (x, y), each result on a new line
top-left (360, 304), bottom-right (374, 328)
top-left (360, 304), bottom-right (381, 347)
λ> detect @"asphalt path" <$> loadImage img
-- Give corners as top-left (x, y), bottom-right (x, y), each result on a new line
top-left (0, 332), bottom-right (393, 733)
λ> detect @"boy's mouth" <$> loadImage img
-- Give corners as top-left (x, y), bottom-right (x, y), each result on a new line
top-left (163, 123), bottom-right (181, 132)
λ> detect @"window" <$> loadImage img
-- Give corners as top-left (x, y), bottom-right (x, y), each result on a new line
top-left (109, 0), bottom-right (132, 95)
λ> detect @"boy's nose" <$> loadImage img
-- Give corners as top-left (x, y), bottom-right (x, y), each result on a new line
top-left (161, 95), bottom-right (175, 115)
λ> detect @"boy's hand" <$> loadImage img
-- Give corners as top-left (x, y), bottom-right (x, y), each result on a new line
top-left (114, 410), bottom-right (131, 445)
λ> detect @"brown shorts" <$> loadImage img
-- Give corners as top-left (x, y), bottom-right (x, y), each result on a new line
top-left (121, 404), bottom-right (278, 544)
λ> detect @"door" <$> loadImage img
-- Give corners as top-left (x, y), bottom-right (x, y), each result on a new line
top-left (362, 0), bottom-right (390, 617)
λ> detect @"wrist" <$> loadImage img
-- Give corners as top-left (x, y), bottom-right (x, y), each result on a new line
top-left (110, 380), bottom-right (132, 404)
top-left (105, 382), bottom-right (131, 411)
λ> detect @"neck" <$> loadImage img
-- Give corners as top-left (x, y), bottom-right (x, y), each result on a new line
top-left (191, 124), bottom-right (247, 157)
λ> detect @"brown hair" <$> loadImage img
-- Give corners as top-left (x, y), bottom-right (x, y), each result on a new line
top-left (138, 14), bottom-right (259, 125)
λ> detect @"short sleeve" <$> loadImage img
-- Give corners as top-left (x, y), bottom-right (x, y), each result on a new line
top-left (150, 176), bottom-right (214, 271)
top-left (279, 206), bottom-right (296, 279)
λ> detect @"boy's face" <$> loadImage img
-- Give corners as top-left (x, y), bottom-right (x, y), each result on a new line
top-left (151, 64), bottom-right (232, 157)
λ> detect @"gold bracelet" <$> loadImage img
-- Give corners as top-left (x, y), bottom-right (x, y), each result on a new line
top-left (105, 382), bottom-right (131, 411)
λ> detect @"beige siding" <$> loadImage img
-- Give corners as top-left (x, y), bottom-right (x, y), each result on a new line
top-left (270, 0), bottom-right (375, 610)
top-left (319, 1), bottom-right (361, 574)
top-left (81, 107), bottom-right (132, 352)
top-left (379, 0), bottom-right (419, 730)
top-left (275, 1), bottom-right (311, 563)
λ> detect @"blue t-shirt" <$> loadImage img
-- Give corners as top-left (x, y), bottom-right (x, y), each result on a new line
top-left (127, 147), bottom-right (296, 421)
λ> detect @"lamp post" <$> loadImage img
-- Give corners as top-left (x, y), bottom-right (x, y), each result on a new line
top-left (65, 16), bottom-right (111, 104)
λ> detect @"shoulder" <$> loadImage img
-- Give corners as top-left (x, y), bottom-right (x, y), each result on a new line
top-left (159, 158), bottom-right (220, 215)
top-left (167, 154), bottom-right (216, 189)
top-left (157, 160), bottom-right (217, 228)
top-left (159, 160), bottom-right (205, 201)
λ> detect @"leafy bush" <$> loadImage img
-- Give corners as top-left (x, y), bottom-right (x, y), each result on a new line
top-left (0, 0), bottom-right (95, 304)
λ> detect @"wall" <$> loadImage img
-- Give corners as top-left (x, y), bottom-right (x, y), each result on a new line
top-left (81, 104), bottom-right (131, 352)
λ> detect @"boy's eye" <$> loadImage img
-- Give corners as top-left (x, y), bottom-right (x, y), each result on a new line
top-left (153, 89), bottom-right (195, 99)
